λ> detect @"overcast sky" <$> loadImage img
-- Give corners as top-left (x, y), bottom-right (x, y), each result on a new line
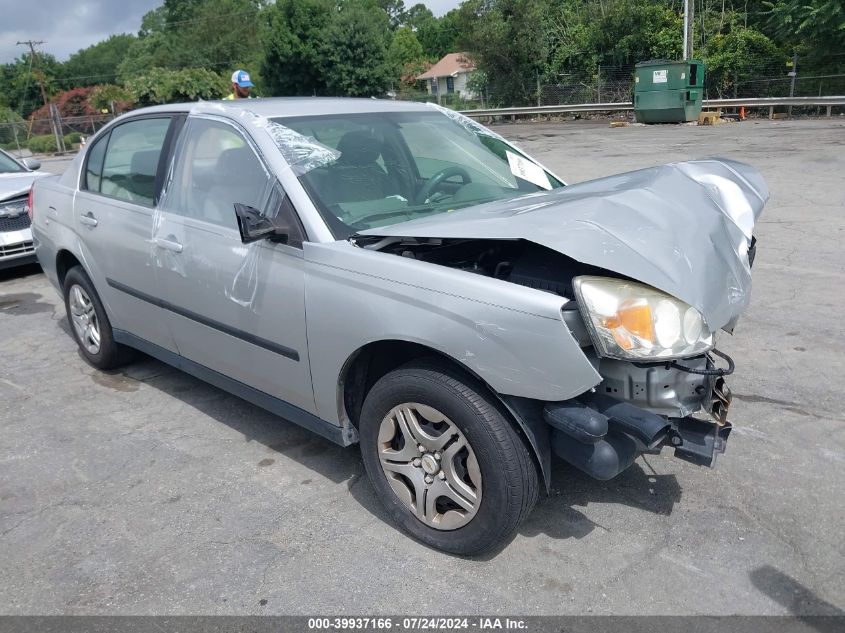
top-left (0, 0), bottom-right (461, 64)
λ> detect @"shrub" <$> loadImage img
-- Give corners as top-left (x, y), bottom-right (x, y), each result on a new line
top-left (27, 134), bottom-right (61, 154)
top-left (0, 106), bottom-right (26, 145)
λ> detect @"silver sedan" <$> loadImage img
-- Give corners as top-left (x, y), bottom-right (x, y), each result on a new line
top-left (31, 98), bottom-right (765, 554)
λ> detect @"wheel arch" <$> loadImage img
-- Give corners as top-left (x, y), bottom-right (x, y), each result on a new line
top-left (339, 339), bottom-right (551, 489)
top-left (55, 249), bottom-right (84, 288)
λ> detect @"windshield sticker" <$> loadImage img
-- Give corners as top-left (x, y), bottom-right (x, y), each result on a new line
top-left (506, 151), bottom-right (552, 190)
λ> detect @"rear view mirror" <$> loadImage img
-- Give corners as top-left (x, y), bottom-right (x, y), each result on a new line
top-left (22, 157), bottom-right (41, 171)
top-left (234, 203), bottom-right (290, 244)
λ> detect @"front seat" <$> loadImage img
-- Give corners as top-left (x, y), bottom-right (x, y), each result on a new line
top-left (203, 146), bottom-right (268, 228)
top-left (322, 130), bottom-right (392, 204)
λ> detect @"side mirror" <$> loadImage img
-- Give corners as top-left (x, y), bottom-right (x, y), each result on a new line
top-left (234, 203), bottom-right (289, 244)
top-left (22, 157), bottom-right (41, 171)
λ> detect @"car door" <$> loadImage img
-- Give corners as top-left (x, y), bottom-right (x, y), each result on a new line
top-left (73, 115), bottom-right (181, 352)
top-left (153, 115), bottom-right (316, 414)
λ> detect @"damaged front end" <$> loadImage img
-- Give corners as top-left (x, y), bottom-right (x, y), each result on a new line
top-left (544, 353), bottom-right (735, 480)
top-left (353, 158), bottom-right (767, 482)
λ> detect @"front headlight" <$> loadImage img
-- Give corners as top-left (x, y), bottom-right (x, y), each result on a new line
top-left (573, 276), bottom-right (714, 360)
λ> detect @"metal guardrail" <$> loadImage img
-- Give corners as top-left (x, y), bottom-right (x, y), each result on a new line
top-left (459, 96), bottom-right (845, 118)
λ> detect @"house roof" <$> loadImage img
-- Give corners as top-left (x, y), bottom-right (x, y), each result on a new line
top-left (416, 53), bottom-right (476, 80)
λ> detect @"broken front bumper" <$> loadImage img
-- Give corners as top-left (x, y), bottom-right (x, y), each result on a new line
top-left (545, 350), bottom-right (735, 480)
top-left (669, 416), bottom-right (732, 467)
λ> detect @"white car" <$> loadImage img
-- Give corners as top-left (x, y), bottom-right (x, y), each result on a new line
top-left (1, 148), bottom-right (50, 269)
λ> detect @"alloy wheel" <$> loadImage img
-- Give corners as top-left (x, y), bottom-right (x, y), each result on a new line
top-left (69, 284), bottom-right (101, 355)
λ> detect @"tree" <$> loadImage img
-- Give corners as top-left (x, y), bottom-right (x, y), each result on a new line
top-left (388, 27), bottom-right (426, 80)
top-left (763, 0), bottom-right (845, 68)
top-left (117, 11), bottom-right (188, 82)
top-left (27, 87), bottom-right (100, 135)
top-left (125, 68), bottom-right (229, 105)
top-left (162, 0), bottom-right (206, 28)
top-left (261, 0), bottom-right (335, 96)
top-left (319, 1), bottom-right (393, 96)
top-left (375, 0), bottom-right (407, 29)
top-left (118, 0), bottom-right (263, 84)
top-left (0, 52), bottom-right (62, 118)
top-left (88, 85), bottom-right (135, 114)
top-left (582, 0), bottom-right (682, 69)
top-left (704, 27), bottom-right (784, 97)
top-left (178, 0), bottom-right (264, 74)
top-left (467, 0), bottom-right (550, 105)
top-left (412, 6), bottom-right (469, 59)
top-left (61, 34), bottom-right (137, 88)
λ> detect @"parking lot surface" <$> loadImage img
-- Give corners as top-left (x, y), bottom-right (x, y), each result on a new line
top-left (1, 119), bottom-right (843, 615)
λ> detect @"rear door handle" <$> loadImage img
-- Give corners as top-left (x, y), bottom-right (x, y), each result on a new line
top-left (154, 237), bottom-right (183, 253)
top-left (78, 213), bottom-right (98, 227)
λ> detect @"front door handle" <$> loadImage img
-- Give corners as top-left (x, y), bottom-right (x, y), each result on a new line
top-left (153, 237), bottom-right (183, 253)
top-left (78, 212), bottom-right (98, 227)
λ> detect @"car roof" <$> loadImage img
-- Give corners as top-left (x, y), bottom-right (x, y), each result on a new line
top-left (130, 97), bottom-right (434, 119)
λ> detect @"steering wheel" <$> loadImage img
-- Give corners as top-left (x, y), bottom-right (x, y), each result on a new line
top-left (414, 166), bottom-right (472, 205)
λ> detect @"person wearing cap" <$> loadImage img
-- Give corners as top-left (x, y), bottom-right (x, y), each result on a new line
top-left (225, 70), bottom-right (254, 99)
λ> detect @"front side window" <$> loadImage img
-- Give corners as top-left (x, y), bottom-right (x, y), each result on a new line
top-left (277, 111), bottom-right (563, 239)
top-left (0, 150), bottom-right (25, 174)
top-left (163, 117), bottom-right (278, 232)
top-left (99, 117), bottom-right (171, 206)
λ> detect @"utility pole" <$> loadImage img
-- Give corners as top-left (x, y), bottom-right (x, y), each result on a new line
top-left (682, 0), bottom-right (695, 60)
top-left (788, 53), bottom-right (798, 116)
top-left (16, 40), bottom-right (65, 153)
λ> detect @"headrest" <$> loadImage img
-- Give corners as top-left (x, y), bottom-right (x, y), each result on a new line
top-left (336, 131), bottom-right (382, 166)
top-left (130, 149), bottom-right (160, 178)
top-left (216, 146), bottom-right (254, 176)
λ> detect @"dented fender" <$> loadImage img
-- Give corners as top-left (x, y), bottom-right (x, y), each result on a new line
top-left (303, 240), bottom-right (602, 425)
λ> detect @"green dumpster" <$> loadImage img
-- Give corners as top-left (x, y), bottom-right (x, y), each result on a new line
top-left (634, 59), bottom-right (704, 123)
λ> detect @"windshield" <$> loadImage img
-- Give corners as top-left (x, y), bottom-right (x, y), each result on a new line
top-left (0, 150), bottom-right (25, 174)
top-left (274, 111), bottom-right (563, 239)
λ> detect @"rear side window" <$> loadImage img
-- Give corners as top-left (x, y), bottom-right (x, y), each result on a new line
top-left (84, 133), bottom-right (108, 191)
top-left (99, 118), bottom-right (171, 206)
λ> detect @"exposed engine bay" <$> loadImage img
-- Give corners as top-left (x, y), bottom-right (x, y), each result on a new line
top-left (353, 236), bottom-right (614, 300)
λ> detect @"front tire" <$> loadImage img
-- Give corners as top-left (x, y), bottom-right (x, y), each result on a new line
top-left (359, 359), bottom-right (539, 555)
top-left (63, 266), bottom-right (133, 370)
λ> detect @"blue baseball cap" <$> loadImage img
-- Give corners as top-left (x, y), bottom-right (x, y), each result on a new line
top-left (231, 70), bottom-right (254, 88)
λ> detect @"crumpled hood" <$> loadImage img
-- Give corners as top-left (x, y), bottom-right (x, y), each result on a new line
top-left (361, 159), bottom-right (768, 331)
top-left (0, 171), bottom-right (50, 201)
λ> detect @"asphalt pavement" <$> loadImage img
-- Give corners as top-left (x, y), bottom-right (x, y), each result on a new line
top-left (1, 118), bottom-right (843, 615)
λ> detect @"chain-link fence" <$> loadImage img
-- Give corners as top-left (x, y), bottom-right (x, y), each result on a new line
top-left (539, 66), bottom-right (635, 106)
top-left (0, 113), bottom-right (115, 156)
top-left (536, 59), bottom-right (845, 106)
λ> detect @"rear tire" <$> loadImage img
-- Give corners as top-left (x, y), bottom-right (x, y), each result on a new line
top-left (63, 266), bottom-right (133, 370)
top-left (359, 358), bottom-right (539, 555)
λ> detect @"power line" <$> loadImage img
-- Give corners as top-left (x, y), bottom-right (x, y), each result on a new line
top-left (155, 7), bottom-right (260, 28)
